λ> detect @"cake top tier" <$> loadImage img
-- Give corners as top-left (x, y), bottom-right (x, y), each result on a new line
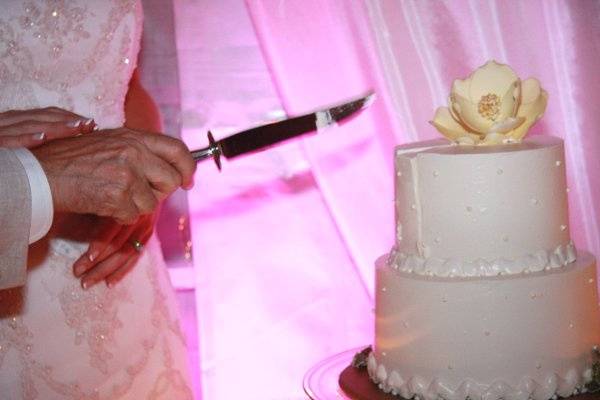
top-left (391, 135), bottom-right (575, 277)
top-left (431, 61), bottom-right (547, 146)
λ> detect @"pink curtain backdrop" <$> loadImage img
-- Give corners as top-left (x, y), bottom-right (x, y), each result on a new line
top-left (168, 1), bottom-right (600, 399)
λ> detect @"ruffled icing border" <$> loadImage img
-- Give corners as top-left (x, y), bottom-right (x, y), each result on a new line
top-left (367, 353), bottom-right (591, 400)
top-left (386, 242), bottom-right (577, 277)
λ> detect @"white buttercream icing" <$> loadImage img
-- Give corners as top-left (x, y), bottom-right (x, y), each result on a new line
top-left (372, 254), bottom-right (600, 400)
top-left (394, 137), bottom-right (572, 270)
top-left (387, 242), bottom-right (577, 277)
top-left (367, 353), bottom-right (589, 400)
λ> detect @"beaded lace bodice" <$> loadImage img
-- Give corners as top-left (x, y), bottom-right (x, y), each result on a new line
top-left (0, 2), bottom-right (193, 398)
top-left (0, 0), bottom-right (142, 128)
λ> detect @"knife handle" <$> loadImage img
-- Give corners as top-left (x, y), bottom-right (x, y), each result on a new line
top-left (190, 131), bottom-right (222, 170)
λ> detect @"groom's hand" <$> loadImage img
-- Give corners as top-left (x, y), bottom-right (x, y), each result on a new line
top-left (31, 127), bottom-right (196, 224)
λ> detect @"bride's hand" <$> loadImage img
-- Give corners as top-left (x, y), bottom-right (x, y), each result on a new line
top-left (0, 107), bottom-right (96, 148)
top-left (72, 214), bottom-right (157, 289)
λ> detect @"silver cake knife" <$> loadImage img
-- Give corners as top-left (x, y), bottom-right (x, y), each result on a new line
top-left (190, 93), bottom-right (375, 170)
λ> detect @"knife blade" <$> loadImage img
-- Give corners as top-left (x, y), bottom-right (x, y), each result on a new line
top-left (190, 92), bottom-right (374, 170)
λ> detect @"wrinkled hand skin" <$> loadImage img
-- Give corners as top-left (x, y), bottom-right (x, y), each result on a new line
top-left (69, 70), bottom-right (195, 289)
top-left (31, 127), bottom-right (196, 225)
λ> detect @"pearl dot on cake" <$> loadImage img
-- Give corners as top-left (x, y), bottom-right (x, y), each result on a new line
top-left (502, 235), bottom-right (509, 242)
top-left (531, 198), bottom-right (539, 205)
top-left (448, 365), bottom-right (453, 370)
top-left (497, 168), bottom-right (503, 175)
top-left (589, 278), bottom-right (595, 284)
top-left (484, 331), bottom-right (491, 336)
top-left (382, 287), bottom-right (387, 292)
top-left (411, 204), bottom-right (417, 210)
top-left (536, 362), bottom-right (542, 370)
top-left (560, 224), bottom-right (567, 231)
top-left (556, 160), bottom-right (562, 167)
top-left (397, 170), bottom-right (402, 177)
top-left (569, 322), bottom-right (575, 329)
top-left (434, 237), bottom-right (441, 244)
top-left (433, 170), bottom-right (439, 177)
top-left (466, 206), bottom-right (473, 212)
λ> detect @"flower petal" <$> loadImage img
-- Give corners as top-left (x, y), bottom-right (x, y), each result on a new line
top-left (496, 79), bottom-right (521, 121)
top-left (506, 89), bottom-right (548, 141)
top-left (482, 132), bottom-right (506, 145)
top-left (468, 60), bottom-right (519, 101)
top-left (430, 107), bottom-right (479, 143)
top-left (451, 78), bottom-right (470, 99)
top-left (490, 116), bottom-right (525, 134)
top-left (457, 136), bottom-right (478, 145)
top-left (447, 95), bottom-right (476, 132)
top-left (451, 92), bottom-right (493, 133)
top-left (512, 81), bottom-right (522, 114)
top-left (520, 78), bottom-right (542, 104)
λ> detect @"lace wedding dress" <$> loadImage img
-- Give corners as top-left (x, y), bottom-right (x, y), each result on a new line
top-left (0, 1), bottom-right (193, 399)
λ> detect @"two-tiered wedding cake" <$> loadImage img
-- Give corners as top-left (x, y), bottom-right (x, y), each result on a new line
top-left (367, 61), bottom-right (600, 400)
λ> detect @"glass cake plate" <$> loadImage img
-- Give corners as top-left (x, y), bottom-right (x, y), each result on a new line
top-left (303, 347), bottom-right (360, 399)
top-left (304, 346), bottom-right (600, 400)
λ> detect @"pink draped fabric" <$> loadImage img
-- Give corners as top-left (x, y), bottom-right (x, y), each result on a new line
top-left (180, 1), bottom-right (600, 398)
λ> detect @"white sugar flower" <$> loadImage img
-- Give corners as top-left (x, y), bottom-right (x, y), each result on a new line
top-left (431, 60), bottom-right (547, 145)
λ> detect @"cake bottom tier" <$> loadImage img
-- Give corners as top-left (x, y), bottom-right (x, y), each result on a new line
top-left (369, 252), bottom-right (600, 400)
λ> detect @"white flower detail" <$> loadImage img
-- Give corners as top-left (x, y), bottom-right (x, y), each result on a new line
top-left (431, 60), bottom-right (547, 145)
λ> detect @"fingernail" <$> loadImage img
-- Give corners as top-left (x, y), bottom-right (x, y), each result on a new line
top-left (84, 118), bottom-right (94, 126)
top-left (184, 181), bottom-right (195, 190)
top-left (81, 280), bottom-right (89, 290)
top-left (88, 252), bottom-right (96, 262)
top-left (33, 132), bottom-right (46, 141)
top-left (92, 125), bottom-right (99, 131)
top-left (67, 120), bottom-right (82, 128)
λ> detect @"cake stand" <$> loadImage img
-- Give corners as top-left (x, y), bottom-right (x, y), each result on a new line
top-left (304, 346), bottom-right (398, 400)
top-left (303, 347), bottom-right (358, 399)
top-left (304, 347), bottom-right (600, 400)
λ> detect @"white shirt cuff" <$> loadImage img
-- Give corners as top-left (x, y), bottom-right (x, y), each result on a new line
top-left (12, 148), bottom-right (54, 243)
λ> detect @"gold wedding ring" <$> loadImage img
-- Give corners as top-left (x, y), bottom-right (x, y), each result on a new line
top-left (131, 239), bottom-right (144, 253)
